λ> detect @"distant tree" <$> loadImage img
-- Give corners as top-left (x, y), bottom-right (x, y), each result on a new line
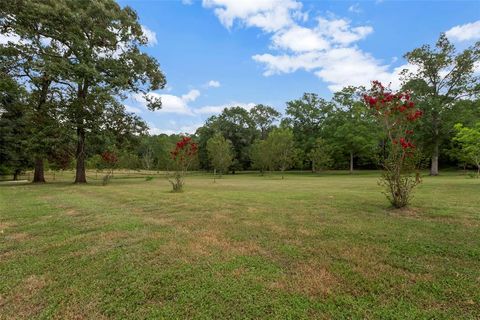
top-left (308, 138), bottom-right (333, 172)
top-left (453, 122), bottom-right (480, 177)
top-left (328, 86), bottom-right (381, 173)
top-left (197, 107), bottom-right (257, 172)
top-left (249, 104), bottom-right (281, 139)
top-left (142, 146), bottom-right (154, 170)
top-left (283, 93), bottom-right (333, 168)
top-left (266, 128), bottom-right (297, 179)
top-left (403, 34), bottom-right (480, 176)
top-left (206, 133), bottom-right (233, 181)
top-left (250, 139), bottom-right (272, 175)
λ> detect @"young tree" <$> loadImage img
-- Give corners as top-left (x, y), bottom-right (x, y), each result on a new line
top-left (308, 138), bottom-right (333, 173)
top-left (453, 123), bottom-right (480, 177)
top-left (250, 139), bottom-right (272, 175)
top-left (249, 104), bottom-right (281, 139)
top-left (168, 137), bottom-right (198, 192)
top-left (142, 146), bottom-right (154, 170)
top-left (206, 133), bottom-right (233, 181)
top-left (364, 81), bottom-right (423, 208)
top-left (197, 107), bottom-right (257, 172)
top-left (266, 128), bottom-right (297, 179)
top-left (328, 86), bottom-right (381, 173)
top-left (101, 150), bottom-right (118, 185)
top-left (403, 34), bottom-right (480, 176)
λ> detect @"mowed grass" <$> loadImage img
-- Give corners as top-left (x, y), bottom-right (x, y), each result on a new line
top-left (0, 172), bottom-right (479, 319)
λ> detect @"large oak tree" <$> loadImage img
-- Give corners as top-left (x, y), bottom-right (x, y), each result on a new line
top-left (403, 34), bottom-right (479, 175)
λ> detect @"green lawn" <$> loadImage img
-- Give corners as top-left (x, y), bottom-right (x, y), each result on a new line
top-left (0, 172), bottom-right (479, 319)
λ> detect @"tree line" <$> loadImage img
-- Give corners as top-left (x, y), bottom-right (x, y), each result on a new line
top-left (1, 1), bottom-right (479, 182)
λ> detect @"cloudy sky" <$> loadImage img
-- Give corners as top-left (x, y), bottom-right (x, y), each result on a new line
top-left (118, 0), bottom-right (479, 135)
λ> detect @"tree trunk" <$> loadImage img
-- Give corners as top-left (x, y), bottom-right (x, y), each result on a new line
top-left (75, 127), bottom-right (87, 183)
top-left (13, 169), bottom-right (20, 181)
top-left (349, 151), bottom-right (354, 174)
top-left (33, 157), bottom-right (46, 183)
top-left (430, 141), bottom-right (439, 176)
top-left (213, 168), bottom-right (216, 183)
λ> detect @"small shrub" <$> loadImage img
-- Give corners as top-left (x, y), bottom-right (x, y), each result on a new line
top-left (364, 81), bottom-right (423, 208)
top-left (145, 176), bottom-right (154, 181)
top-left (102, 174), bottom-right (111, 185)
top-left (168, 137), bottom-right (198, 192)
top-left (467, 172), bottom-right (478, 179)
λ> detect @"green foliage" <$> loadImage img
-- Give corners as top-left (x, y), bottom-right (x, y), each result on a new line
top-left (403, 33), bottom-right (480, 175)
top-left (0, 74), bottom-right (31, 179)
top-left (197, 107), bottom-right (257, 171)
top-left (308, 138), bottom-right (333, 172)
top-left (206, 133), bottom-right (233, 177)
top-left (365, 81), bottom-right (423, 208)
top-left (265, 128), bottom-right (298, 178)
top-left (1, 0), bottom-right (167, 183)
top-left (250, 139), bottom-right (271, 174)
top-left (249, 104), bottom-right (281, 139)
top-left (328, 86), bottom-right (381, 172)
top-left (282, 93), bottom-right (333, 168)
top-left (453, 122), bottom-right (480, 176)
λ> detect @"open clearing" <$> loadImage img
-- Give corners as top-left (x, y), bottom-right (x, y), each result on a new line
top-left (0, 172), bottom-right (479, 319)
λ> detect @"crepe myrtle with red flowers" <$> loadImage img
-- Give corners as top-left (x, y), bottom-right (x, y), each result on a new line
top-left (364, 81), bottom-right (423, 208)
top-left (101, 151), bottom-right (118, 185)
top-left (168, 136), bottom-right (198, 192)
top-left (101, 151), bottom-right (118, 166)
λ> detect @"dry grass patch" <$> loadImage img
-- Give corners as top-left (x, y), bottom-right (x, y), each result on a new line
top-left (270, 260), bottom-right (337, 297)
top-left (52, 299), bottom-right (108, 320)
top-left (0, 275), bottom-right (48, 319)
top-left (5, 232), bottom-right (30, 241)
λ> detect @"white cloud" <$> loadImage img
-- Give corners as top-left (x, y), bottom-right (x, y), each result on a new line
top-left (134, 89), bottom-right (201, 115)
top-left (203, 1), bottom-right (386, 92)
top-left (124, 105), bottom-right (143, 114)
top-left (194, 102), bottom-right (256, 115)
top-left (182, 89), bottom-right (201, 102)
top-left (181, 0), bottom-right (194, 5)
top-left (316, 18), bottom-right (373, 46)
top-left (207, 80), bottom-right (221, 87)
top-left (202, 0), bottom-right (303, 32)
top-left (148, 123), bottom-right (202, 135)
top-left (141, 25), bottom-right (158, 46)
top-left (445, 21), bottom-right (480, 42)
top-left (348, 3), bottom-right (362, 14)
top-left (272, 25), bottom-right (330, 52)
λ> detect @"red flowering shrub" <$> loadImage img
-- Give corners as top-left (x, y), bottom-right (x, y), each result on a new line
top-left (101, 151), bottom-right (118, 166)
top-left (101, 151), bottom-right (118, 185)
top-left (168, 136), bottom-right (198, 192)
top-left (364, 81), bottom-right (423, 208)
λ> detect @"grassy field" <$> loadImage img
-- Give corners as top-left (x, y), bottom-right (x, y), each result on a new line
top-left (0, 171), bottom-right (479, 319)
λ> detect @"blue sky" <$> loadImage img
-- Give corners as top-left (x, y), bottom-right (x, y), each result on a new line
top-left (118, 0), bottom-right (480, 135)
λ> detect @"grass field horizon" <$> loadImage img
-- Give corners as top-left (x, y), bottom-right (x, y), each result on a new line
top-left (1, 172), bottom-right (479, 319)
